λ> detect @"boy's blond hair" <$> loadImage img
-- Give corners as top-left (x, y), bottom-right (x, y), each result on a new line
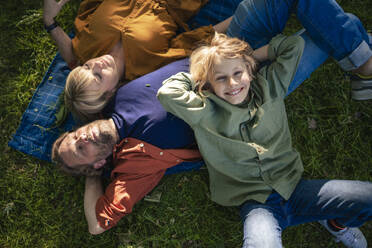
top-left (190, 32), bottom-right (257, 96)
top-left (65, 66), bottom-right (113, 123)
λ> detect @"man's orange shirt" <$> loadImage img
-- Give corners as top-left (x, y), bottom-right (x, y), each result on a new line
top-left (95, 138), bottom-right (202, 230)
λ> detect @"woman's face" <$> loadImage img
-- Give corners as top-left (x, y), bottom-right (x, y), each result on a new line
top-left (82, 55), bottom-right (120, 94)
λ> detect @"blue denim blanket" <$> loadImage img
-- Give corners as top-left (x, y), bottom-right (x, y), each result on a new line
top-left (8, 0), bottom-right (242, 173)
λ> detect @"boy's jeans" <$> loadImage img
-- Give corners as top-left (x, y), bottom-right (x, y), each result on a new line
top-left (240, 179), bottom-right (372, 247)
top-left (226, 0), bottom-right (372, 94)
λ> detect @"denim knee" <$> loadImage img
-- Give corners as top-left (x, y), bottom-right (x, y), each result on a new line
top-left (332, 181), bottom-right (372, 227)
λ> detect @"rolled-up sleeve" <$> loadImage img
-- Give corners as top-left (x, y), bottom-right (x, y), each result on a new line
top-left (95, 171), bottom-right (165, 230)
top-left (95, 138), bottom-right (202, 230)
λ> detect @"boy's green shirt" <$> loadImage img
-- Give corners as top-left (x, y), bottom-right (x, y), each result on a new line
top-left (158, 35), bottom-right (305, 206)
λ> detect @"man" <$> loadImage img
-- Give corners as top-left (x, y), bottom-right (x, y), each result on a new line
top-left (52, 58), bottom-right (204, 234)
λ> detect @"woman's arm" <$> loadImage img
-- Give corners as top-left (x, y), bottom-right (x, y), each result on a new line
top-left (43, 0), bottom-right (77, 68)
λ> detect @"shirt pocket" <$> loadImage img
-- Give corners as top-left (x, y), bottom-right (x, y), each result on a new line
top-left (151, 1), bottom-right (177, 27)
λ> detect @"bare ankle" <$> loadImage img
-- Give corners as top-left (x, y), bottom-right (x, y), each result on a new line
top-left (353, 56), bottom-right (372, 77)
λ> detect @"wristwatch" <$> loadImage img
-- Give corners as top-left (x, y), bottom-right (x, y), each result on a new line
top-left (44, 20), bottom-right (59, 33)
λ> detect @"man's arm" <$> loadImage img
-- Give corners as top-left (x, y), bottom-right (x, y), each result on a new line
top-left (84, 176), bottom-right (106, 235)
top-left (43, 0), bottom-right (77, 68)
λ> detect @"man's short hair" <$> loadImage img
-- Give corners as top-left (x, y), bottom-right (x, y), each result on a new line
top-left (51, 131), bottom-right (103, 176)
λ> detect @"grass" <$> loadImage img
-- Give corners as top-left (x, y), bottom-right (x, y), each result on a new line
top-left (1, 0), bottom-right (371, 247)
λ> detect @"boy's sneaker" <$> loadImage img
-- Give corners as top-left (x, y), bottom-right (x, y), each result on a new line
top-left (350, 74), bottom-right (372, 100)
top-left (318, 220), bottom-right (367, 248)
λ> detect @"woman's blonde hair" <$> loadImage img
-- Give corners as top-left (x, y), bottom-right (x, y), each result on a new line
top-left (65, 66), bottom-right (113, 123)
top-left (190, 32), bottom-right (257, 96)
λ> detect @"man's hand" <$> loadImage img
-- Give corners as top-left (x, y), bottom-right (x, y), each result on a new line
top-left (43, 0), bottom-right (71, 25)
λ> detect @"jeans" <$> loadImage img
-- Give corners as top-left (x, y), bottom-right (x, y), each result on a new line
top-left (240, 179), bottom-right (372, 248)
top-left (226, 0), bottom-right (372, 94)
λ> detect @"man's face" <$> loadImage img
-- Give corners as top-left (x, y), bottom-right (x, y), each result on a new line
top-left (58, 119), bottom-right (118, 169)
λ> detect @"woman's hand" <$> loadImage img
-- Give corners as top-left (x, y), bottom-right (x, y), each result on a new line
top-left (43, 0), bottom-right (71, 25)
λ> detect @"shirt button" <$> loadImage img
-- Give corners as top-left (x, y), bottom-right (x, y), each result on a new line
top-left (139, 143), bottom-right (144, 147)
top-left (176, 159), bottom-right (180, 163)
top-left (159, 152), bottom-right (163, 156)
top-left (124, 139), bottom-right (128, 143)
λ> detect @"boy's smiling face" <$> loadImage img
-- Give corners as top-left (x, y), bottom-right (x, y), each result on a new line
top-left (209, 57), bottom-right (252, 105)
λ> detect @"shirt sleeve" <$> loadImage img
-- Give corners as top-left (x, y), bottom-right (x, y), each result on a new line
top-left (95, 171), bottom-right (165, 230)
top-left (72, 0), bottom-right (115, 64)
top-left (157, 72), bottom-right (211, 127)
top-left (261, 34), bottom-right (305, 98)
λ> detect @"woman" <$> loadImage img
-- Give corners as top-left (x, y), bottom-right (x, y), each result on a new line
top-left (44, 0), bottom-right (232, 122)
